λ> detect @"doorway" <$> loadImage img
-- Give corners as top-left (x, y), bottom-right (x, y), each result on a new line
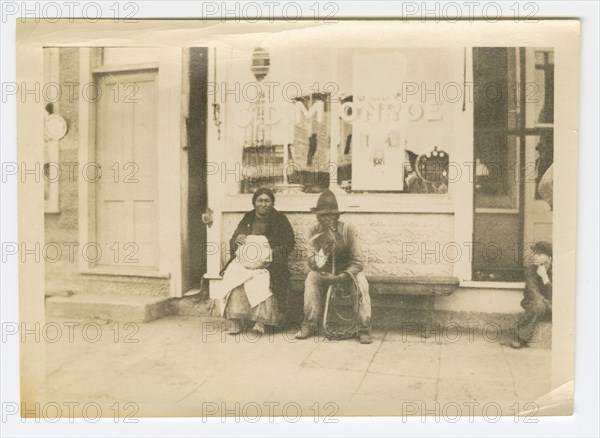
top-left (182, 48), bottom-right (209, 294)
top-left (472, 47), bottom-right (554, 282)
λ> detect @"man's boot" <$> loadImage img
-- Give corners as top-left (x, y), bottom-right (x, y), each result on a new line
top-left (295, 325), bottom-right (315, 340)
top-left (358, 331), bottom-right (372, 344)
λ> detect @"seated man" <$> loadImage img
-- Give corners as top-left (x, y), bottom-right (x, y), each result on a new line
top-left (295, 190), bottom-right (373, 344)
top-left (505, 241), bottom-right (553, 349)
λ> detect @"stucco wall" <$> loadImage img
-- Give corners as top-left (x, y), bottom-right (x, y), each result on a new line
top-left (44, 48), bottom-right (170, 297)
top-left (219, 211), bottom-right (530, 318)
top-left (44, 48), bottom-right (81, 294)
top-left (221, 211), bottom-right (456, 277)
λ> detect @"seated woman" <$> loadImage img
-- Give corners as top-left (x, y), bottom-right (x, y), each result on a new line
top-left (220, 188), bottom-right (295, 334)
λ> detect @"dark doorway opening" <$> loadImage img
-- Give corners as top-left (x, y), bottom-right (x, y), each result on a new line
top-left (183, 47), bottom-right (209, 293)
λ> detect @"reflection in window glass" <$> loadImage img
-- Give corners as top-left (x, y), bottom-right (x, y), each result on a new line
top-left (534, 131), bottom-right (554, 199)
top-left (222, 46), bottom-right (463, 195)
top-left (473, 47), bottom-right (519, 209)
top-left (534, 50), bottom-right (554, 125)
top-left (475, 134), bottom-right (519, 209)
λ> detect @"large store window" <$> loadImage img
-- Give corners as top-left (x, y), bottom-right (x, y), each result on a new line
top-left (220, 47), bottom-right (465, 196)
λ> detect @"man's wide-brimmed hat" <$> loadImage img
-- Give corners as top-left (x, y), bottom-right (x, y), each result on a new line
top-left (531, 241), bottom-right (552, 257)
top-left (311, 189), bottom-right (341, 214)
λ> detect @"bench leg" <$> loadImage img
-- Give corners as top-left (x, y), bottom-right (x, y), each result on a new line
top-left (423, 296), bottom-right (436, 338)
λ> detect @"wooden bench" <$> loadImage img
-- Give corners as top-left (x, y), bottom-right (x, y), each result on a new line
top-left (289, 274), bottom-right (460, 329)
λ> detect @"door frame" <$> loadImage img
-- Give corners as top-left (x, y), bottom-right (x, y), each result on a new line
top-left (78, 47), bottom-right (184, 296)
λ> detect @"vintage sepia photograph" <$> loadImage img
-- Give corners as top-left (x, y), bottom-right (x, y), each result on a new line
top-left (10, 14), bottom-right (588, 429)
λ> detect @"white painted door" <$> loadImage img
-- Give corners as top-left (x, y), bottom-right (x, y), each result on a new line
top-left (94, 70), bottom-right (159, 270)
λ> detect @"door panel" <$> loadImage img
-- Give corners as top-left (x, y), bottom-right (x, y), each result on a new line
top-left (94, 70), bottom-right (159, 270)
top-left (473, 213), bottom-right (522, 281)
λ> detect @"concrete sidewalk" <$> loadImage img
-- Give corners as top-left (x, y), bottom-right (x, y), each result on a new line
top-left (43, 315), bottom-right (552, 418)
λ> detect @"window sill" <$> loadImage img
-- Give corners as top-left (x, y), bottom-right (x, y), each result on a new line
top-left (475, 208), bottom-right (519, 214)
top-left (80, 267), bottom-right (171, 279)
top-left (460, 281), bottom-right (525, 289)
top-left (221, 192), bottom-right (453, 214)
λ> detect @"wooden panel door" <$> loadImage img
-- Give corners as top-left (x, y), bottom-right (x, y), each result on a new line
top-left (94, 70), bottom-right (159, 270)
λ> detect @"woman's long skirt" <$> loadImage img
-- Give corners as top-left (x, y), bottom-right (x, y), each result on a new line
top-left (223, 285), bottom-right (283, 327)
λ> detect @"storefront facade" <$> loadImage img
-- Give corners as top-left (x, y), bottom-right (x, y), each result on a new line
top-left (44, 27), bottom-right (553, 318)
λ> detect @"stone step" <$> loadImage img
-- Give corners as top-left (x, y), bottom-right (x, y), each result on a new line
top-left (45, 293), bottom-right (177, 323)
top-left (176, 296), bottom-right (221, 317)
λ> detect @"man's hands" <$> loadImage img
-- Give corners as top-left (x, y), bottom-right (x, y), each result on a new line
top-left (235, 234), bottom-right (247, 246)
top-left (308, 253), bottom-right (329, 271)
top-left (542, 298), bottom-right (552, 312)
top-left (308, 255), bottom-right (319, 271)
top-left (536, 264), bottom-right (551, 285)
top-left (318, 272), bottom-right (349, 285)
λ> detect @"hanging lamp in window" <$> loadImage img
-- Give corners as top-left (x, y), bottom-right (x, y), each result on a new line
top-left (251, 47), bottom-right (270, 81)
top-left (250, 47), bottom-right (270, 147)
